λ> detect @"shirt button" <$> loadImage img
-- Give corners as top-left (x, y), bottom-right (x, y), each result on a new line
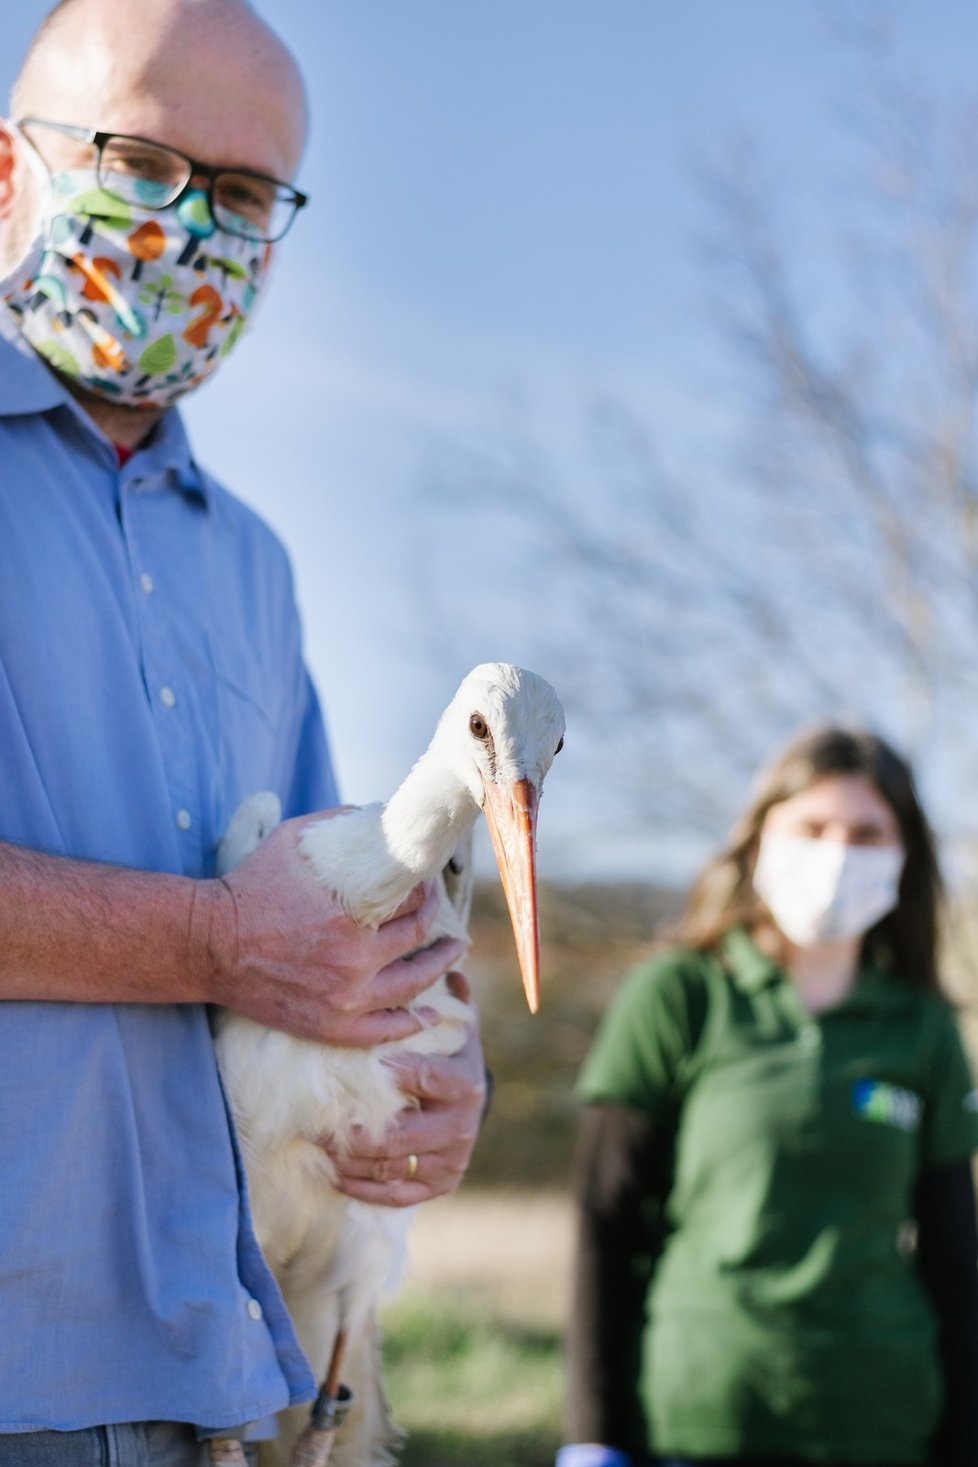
top-left (246, 1298), bottom-right (263, 1321)
top-left (140, 573), bottom-right (154, 594)
top-left (176, 809), bottom-right (192, 831)
top-left (160, 686), bottom-right (176, 708)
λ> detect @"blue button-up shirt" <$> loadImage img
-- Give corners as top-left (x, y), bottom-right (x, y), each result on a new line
top-left (0, 311), bottom-right (338, 1432)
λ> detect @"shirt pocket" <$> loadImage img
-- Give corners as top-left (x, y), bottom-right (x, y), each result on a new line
top-left (207, 633), bottom-right (283, 836)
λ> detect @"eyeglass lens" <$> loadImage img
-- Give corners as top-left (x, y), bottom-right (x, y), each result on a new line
top-left (97, 136), bottom-right (296, 241)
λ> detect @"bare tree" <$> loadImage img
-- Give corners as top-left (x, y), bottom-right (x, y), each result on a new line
top-left (418, 30), bottom-right (978, 878)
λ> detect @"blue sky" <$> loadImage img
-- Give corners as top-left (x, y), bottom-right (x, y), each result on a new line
top-left (5, 3), bottom-right (978, 879)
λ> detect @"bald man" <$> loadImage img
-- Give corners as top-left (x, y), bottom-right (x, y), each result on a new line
top-left (0, 1), bottom-right (487, 1461)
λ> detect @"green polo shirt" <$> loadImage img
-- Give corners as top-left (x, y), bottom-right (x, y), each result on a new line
top-left (578, 929), bottom-right (978, 1465)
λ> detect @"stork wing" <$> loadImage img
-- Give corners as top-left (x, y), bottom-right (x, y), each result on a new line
top-left (216, 790), bottom-right (283, 875)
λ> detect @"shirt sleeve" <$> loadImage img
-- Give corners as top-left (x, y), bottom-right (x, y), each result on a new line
top-left (577, 950), bottom-right (710, 1123)
top-left (920, 1003), bottom-right (978, 1169)
top-left (914, 1158), bottom-right (978, 1467)
top-left (565, 1103), bottom-right (669, 1454)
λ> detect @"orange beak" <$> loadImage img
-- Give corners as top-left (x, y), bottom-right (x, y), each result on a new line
top-left (480, 776), bottom-right (541, 1013)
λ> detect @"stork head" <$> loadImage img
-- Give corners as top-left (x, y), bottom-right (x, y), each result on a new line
top-left (434, 663), bottom-right (565, 1013)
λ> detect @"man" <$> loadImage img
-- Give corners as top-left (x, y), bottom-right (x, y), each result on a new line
top-left (0, 0), bottom-right (487, 1460)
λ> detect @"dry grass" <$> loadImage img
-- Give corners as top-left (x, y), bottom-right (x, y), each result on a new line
top-left (399, 1188), bottom-right (573, 1325)
top-left (381, 1190), bottom-right (574, 1467)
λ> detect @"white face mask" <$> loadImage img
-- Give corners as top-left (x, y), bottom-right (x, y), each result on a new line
top-left (752, 832), bottom-right (904, 947)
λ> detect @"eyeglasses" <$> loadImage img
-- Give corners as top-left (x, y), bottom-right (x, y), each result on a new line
top-left (17, 116), bottom-right (309, 244)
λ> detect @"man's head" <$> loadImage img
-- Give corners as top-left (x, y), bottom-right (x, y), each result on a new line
top-left (1, 0), bottom-right (308, 273)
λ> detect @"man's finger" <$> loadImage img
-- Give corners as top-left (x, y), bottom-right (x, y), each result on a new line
top-left (330, 1150), bottom-right (420, 1184)
top-left (331, 1152), bottom-right (469, 1206)
top-left (374, 885), bottom-right (449, 965)
top-left (368, 935), bottom-right (467, 1010)
top-left (383, 1028), bottom-right (484, 1103)
top-left (323, 1109), bottom-right (461, 1161)
top-left (332, 1177), bottom-right (431, 1208)
top-left (315, 943), bottom-right (468, 1050)
top-left (335, 1006), bottom-right (430, 1049)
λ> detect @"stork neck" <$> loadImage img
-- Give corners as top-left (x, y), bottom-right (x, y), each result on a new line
top-left (381, 748), bottom-right (478, 877)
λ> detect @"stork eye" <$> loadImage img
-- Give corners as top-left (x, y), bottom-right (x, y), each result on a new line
top-left (469, 713), bottom-right (490, 741)
top-left (555, 737), bottom-right (564, 755)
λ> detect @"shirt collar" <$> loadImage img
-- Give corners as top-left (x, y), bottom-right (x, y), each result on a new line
top-left (0, 306), bottom-right (68, 415)
top-left (838, 962), bottom-right (921, 1015)
top-left (131, 405), bottom-right (212, 507)
top-left (722, 926), bottom-right (783, 992)
top-left (722, 924), bottom-right (920, 1013)
top-left (0, 306), bottom-right (211, 507)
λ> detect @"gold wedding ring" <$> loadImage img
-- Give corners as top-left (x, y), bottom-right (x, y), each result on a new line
top-left (406, 1153), bottom-right (419, 1181)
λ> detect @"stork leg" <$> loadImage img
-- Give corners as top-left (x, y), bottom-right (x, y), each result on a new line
top-left (207, 1440), bottom-right (249, 1466)
top-left (258, 1192), bottom-right (408, 1467)
top-left (261, 1311), bottom-right (399, 1467)
top-left (288, 1330), bottom-right (352, 1467)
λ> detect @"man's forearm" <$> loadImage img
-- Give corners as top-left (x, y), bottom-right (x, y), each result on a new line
top-left (0, 821), bottom-right (466, 1042)
top-left (0, 840), bottom-right (223, 1004)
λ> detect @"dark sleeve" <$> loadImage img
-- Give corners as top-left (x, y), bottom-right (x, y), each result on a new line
top-left (914, 1159), bottom-right (978, 1467)
top-left (565, 1101), bottom-right (672, 1454)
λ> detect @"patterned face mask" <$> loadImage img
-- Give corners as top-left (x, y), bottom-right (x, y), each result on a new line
top-left (1, 151), bottom-right (272, 408)
top-left (753, 832), bottom-right (905, 947)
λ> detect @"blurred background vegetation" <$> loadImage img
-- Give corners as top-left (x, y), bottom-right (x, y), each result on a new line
top-left (464, 881), bottom-right (677, 1188)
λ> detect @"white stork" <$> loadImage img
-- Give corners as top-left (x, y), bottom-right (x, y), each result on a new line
top-left (212, 663), bottom-right (565, 1467)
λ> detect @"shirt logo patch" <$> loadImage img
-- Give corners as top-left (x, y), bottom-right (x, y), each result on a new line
top-left (852, 1080), bottom-right (922, 1132)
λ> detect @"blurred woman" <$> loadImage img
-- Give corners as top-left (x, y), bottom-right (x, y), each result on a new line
top-left (557, 726), bottom-right (978, 1467)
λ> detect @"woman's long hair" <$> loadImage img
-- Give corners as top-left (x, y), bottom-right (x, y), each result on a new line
top-left (674, 725), bottom-right (942, 990)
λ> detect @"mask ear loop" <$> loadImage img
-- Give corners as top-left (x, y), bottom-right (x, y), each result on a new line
top-left (0, 118), bottom-right (55, 285)
top-left (3, 119), bottom-right (53, 193)
top-left (0, 118), bottom-right (17, 213)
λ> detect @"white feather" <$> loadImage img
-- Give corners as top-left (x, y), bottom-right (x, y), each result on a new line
top-left (212, 663), bottom-right (565, 1466)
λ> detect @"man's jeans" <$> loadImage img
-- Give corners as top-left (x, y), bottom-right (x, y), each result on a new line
top-left (0, 1424), bottom-right (212, 1467)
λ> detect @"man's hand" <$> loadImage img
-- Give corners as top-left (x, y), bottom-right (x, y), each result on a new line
top-left (322, 973), bottom-right (488, 1206)
top-left (204, 811), bottom-right (466, 1047)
